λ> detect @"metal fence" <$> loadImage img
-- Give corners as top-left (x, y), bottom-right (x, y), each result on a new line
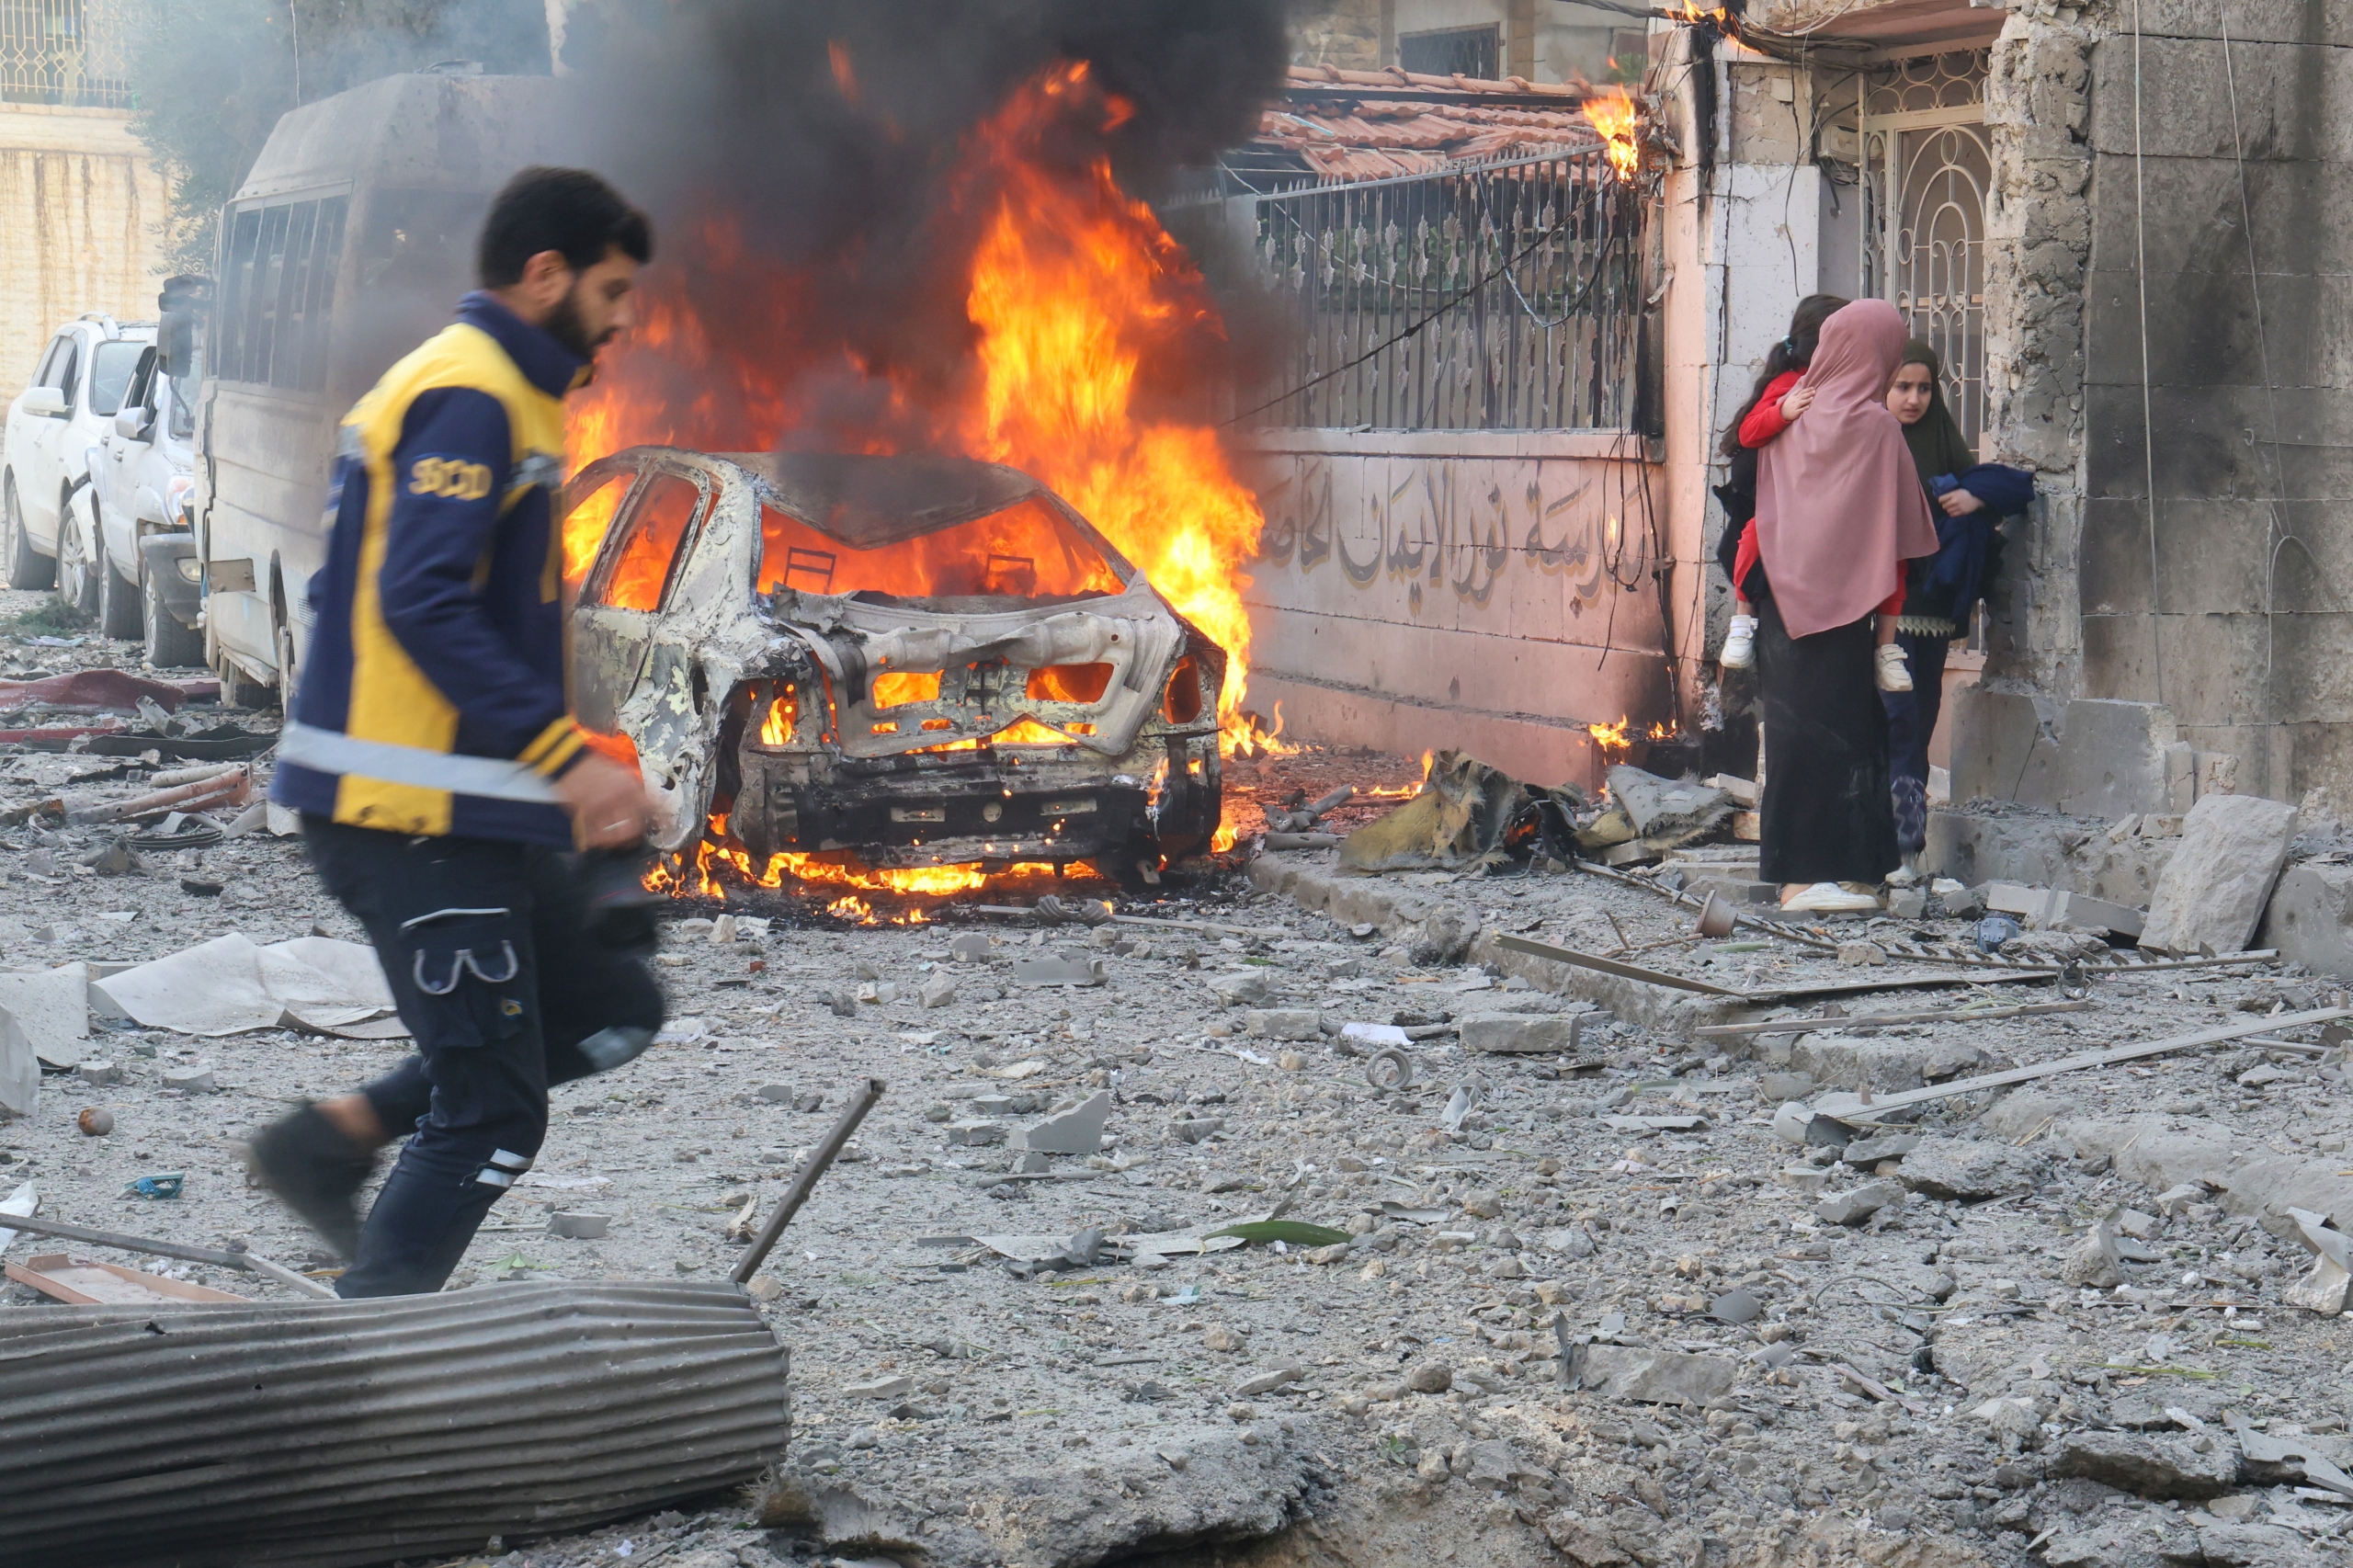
top-left (0, 0), bottom-right (132, 110)
top-left (1227, 149), bottom-right (1644, 432)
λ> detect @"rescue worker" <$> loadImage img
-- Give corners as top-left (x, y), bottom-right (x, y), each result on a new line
top-left (246, 167), bottom-right (665, 1298)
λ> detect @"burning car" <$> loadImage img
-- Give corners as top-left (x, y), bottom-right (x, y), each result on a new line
top-left (563, 448), bottom-right (1226, 882)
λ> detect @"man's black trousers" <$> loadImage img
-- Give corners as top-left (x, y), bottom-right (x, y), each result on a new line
top-left (301, 817), bottom-right (665, 1297)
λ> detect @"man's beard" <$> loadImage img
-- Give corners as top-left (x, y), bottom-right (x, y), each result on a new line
top-left (542, 283), bottom-right (615, 361)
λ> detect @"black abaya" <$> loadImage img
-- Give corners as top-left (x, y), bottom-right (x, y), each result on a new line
top-left (1752, 584), bottom-right (1900, 886)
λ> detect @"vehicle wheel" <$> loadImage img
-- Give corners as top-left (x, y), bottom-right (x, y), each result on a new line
top-left (3, 473), bottom-right (54, 591)
top-left (55, 494), bottom-right (98, 621)
top-left (142, 564), bottom-right (203, 669)
top-left (274, 617), bottom-right (301, 716)
top-left (96, 534), bottom-right (140, 639)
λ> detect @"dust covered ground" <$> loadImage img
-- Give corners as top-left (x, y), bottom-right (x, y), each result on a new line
top-left (2, 588), bottom-right (2350, 1568)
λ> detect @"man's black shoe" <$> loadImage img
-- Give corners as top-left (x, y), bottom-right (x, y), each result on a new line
top-left (244, 1101), bottom-right (376, 1259)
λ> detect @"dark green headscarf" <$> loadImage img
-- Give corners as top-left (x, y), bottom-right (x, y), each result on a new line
top-left (1897, 339), bottom-right (1973, 485)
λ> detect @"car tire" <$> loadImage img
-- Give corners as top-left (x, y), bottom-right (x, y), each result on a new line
top-left (55, 493), bottom-right (99, 621)
top-left (96, 534), bottom-right (140, 639)
top-left (3, 473), bottom-right (54, 591)
top-left (142, 563), bottom-right (203, 669)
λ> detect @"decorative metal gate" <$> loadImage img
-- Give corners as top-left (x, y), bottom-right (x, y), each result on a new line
top-left (1237, 148), bottom-right (1645, 432)
top-left (1859, 51), bottom-right (1989, 445)
top-left (0, 0), bottom-right (131, 108)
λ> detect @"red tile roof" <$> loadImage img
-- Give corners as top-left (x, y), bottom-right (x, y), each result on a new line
top-left (1260, 64), bottom-right (1609, 182)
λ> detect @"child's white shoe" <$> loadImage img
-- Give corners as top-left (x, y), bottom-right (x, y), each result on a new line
top-left (1876, 643), bottom-right (1914, 693)
top-left (1722, 614), bottom-right (1757, 670)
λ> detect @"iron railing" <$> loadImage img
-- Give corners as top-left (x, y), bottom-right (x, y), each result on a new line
top-left (1224, 148), bottom-right (1644, 432)
top-left (0, 0), bottom-right (131, 109)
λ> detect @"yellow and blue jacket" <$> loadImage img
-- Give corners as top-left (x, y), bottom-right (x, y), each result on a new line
top-left (271, 293), bottom-right (589, 846)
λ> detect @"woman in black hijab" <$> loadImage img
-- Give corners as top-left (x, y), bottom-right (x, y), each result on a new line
top-left (1883, 340), bottom-right (2033, 857)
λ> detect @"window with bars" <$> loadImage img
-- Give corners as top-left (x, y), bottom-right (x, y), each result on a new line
top-left (215, 196), bottom-right (350, 392)
top-left (0, 0), bottom-right (131, 109)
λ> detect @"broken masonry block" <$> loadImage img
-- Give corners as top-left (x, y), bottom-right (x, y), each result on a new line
top-left (1460, 1014), bottom-right (1581, 1054)
top-left (1011, 1090), bottom-right (1112, 1155)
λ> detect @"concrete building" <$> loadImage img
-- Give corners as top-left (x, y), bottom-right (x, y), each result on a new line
top-left (0, 0), bottom-right (171, 401)
top-left (1252, 0), bottom-right (2353, 835)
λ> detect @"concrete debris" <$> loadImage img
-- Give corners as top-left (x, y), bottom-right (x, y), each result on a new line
top-left (1207, 970), bottom-right (1271, 1006)
top-left (2230, 1413), bottom-right (2353, 1497)
top-left (1243, 1008), bottom-right (1320, 1040)
top-left (1892, 1136), bottom-right (2048, 1200)
top-left (1459, 1012), bottom-right (1581, 1053)
top-left (0, 964), bottom-right (90, 1069)
top-left (1837, 1131), bottom-right (1915, 1165)
top-left (0, 1010), bottom-right (37, 1117)
top-left (1571, 1345), bottom-right (1737, 1404)
top-left (1234, 1366), bottom-right (1301, 1397)
top-left (2046, 1428), bottom-right (2239, 1500)
top-left (2281, 1208), bottom-right (2351, 1315)
top-left (919, 974), bottom-right (957, 1009)
top-left (1813, 1180), bottom-right (1902, 1226)
top-left (1605, 767), bottom-right (1730, 845)
top-left (1011, 1091), bottom-right (1111, 1155)
top-left (546, 1211), bottom-right (610, 1239)
top-left (1009, 955), bottom-right (1107, 988)
top-left (2140, 793), bottom-right (2300, 956)
top-left (1338, 750), bottom-right (1524, 872)
top-left (2060, 1215), bottom-right (2126, 1289)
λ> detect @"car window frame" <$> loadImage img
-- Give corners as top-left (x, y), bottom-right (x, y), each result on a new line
top-left (583, 463), bottom-right (712, 615)
top-left (86, 339), bottom-right (147, 419)
top-left (46, 335), bottom-right (80, 402)
top-left (28, 335), bottom-right (63, 392)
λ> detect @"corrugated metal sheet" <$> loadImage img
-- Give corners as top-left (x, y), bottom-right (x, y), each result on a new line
top-left (0, 1280), bottom-right (790, 1568)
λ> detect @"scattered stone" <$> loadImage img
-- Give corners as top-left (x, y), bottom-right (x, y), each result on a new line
top-left (2061, 1216), bottom-right (2126, 1290)
top-left (1204, 1324), bottom-right (1247, 1352)
top-left (1838, 1131), bottom-right (1916, 1165)
top-left (1011, 955), bottom-right (1106, 988)
top-left (74, 1060), bottom-right (119, 1085)
top-left (948, 933), bottom-right (991, 962)
top-left (1533, 1226), bottom-right (1596, 1258)
top-left (2047, 1429), bottom-right (2239, 1501)
top-left (1573, 1345), bottom-right (1737, 1404)
top-left (1207, 971), bottom-right (1272, 1006)
top-left (1168, 1116), bottom-right (1224, 1144)
top-left (1303, 1243), bottom-right (1351, 1266)
top-left (1461, 1439), bottom-right (1526, 1486)
top-left (1235, 1367), bottom-right (1302, 1397)
top-left (1836, 941), bottom-right (1887, 967)
top-left (546, 1211), bottom-right (610, 1239)
top-left (756, 1084), bottom-right (795, 1103)
top-left (1813, 1180), bottom-right (1902, 1226)
top-left (1459, 1014), bottom-right (1580, 1054)
top-left (2140, 792), bottom-right (2299, 955)
top-left (1708, 1289), bottom-right (1761, 1325)
top-left (1893, 1135), bottom-right (2047, 1200)
top-left (844, 1374), bottom-right (915, 1401)
top-left (1404, 1360), bottom-right (1453, 1394)
top-left (1758, 1070), bottom-right (1814, 1102)
top-left (919, 974), bottom-right (957, 1009)
top-left (2154, 1182), bottom-right (2209, 1217)
top-left (1012, 1090), bottom-right (1111, 1155)
top-left (1244, 1008), bottom-right (1320, 1041)
top-left (2116, 1208), bottom-right (2159, 1240)
top-left (159, 1065), bottom-right (215, 1093)
top-left (945, 1120), bottom-right (1008, 1147)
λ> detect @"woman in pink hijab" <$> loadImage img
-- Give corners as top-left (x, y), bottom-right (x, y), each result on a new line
top-left (1746, 299), bottom-right (1940, 913)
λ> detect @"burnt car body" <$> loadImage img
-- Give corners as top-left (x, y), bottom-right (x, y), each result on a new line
top-left (562, 449), bottom-right (1225, 876)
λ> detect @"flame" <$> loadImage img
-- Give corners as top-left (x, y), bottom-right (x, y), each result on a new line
top-left (1673, 2), bottom-right (1738, 31)
top-left (564, 62), bottom-right (1262, 728)
top-left (1588, 716), bottom-right (1634, 757)
top-left (829, 894), bottom-right (874, 922)
top-left (1582, 87), bottom-right (1642, 181)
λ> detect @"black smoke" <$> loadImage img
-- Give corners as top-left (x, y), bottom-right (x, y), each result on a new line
top-left (547, 0), bottom-right (1290, 450)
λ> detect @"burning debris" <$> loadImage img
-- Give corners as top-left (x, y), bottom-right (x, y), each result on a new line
top-left (549, 5), bottom-right (1299, 903)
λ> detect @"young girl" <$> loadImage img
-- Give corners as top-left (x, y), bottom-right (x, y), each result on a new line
top-left (1714, 295), bottom-right (1913, 692)
top-left (1715, 296), bottom-right (1840, 665)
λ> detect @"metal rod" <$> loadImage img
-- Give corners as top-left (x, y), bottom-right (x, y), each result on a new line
top-left (0, 1212), bottom-right (336, 1298)
top-left (732, 1077), bottom-right (884, 1284)
top-left (1694, 998), bottom-right (2093, 1040)
top-left (1828, 1006), bottom-right (2353, 1124)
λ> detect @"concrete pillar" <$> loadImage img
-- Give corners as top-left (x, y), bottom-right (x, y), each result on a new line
top-left (1506, 0), bottom-right (1538, 78)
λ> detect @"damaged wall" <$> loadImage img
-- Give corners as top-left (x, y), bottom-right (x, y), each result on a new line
top-left (1238, 428), bottom-right (1669, 788)
top-left (1974, 0), bottom-right (2353, 817)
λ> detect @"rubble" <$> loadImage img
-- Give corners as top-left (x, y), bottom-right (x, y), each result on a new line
top-left (2046, 1428), bottom-right (2239, 1500)
top-left (2141, 793), bottom-right (2301, 956)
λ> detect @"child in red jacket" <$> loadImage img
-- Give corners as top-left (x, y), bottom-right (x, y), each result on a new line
top-left (1722, 349), bottom-right (1911, 691)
